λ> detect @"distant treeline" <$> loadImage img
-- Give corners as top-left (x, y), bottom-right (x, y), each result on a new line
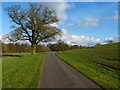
top-left (1, 41), bottom-right (92, 53)
top-left (2, 43), bottom-right (50, 53)
top-left (47, 43), bottom-right (85, 51)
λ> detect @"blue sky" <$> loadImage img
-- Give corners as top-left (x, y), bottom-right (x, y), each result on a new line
top-left (61, 2), bottom-right (118, 39)
top-left (1, 2), bottom-right (119, 45)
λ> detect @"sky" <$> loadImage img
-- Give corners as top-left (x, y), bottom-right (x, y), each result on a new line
top-left (1, 1), bottom-right (119, 46)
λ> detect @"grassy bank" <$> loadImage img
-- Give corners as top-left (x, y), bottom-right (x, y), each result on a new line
top-left (2, 52), bottom-right (47, 88)
top-left (56, 43), bottom-right (120, 89)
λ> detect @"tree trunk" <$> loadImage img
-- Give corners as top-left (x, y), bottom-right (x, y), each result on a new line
top-left (31, 44), bottom-right (36, 55)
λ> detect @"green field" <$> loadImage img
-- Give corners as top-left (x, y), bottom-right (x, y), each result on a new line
top-left (2, 52), bottom-right (47, 88)
top-left (57, 43), bottom-right (120, 89)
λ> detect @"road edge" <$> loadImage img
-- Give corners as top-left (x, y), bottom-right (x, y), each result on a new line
top-left (55, 52), bottom-right (104, 90)
top-left (39, 52), bottom-right (49, 88)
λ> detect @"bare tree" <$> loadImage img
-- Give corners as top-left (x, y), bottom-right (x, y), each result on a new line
top-left (5, 3), bottom-right (61, 55)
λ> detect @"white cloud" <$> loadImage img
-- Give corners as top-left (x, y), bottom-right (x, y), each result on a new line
top-left (112, 12), bottom-right (118, 21)
top-left (1, 36), bottom-right (10, 43)
top-left (68, 18), bottom-right (99, 28)
top-left (41, 1), bottom-right (74, 24)
top-left (49, 23), bottom-right (58, 27)
top-left (57, 29), bottom-right (101, 46)
top-left (106, 11), bottom-right (119, 21)
top-left (59, 29), bottom-right (120, 46)
top-left (105, 36), bottom-right (120, 43)
top-left (0, 36), bottom-right (1, 41)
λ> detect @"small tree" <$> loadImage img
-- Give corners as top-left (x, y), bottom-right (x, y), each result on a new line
top-left (108, 40), bottom-right (113, 44)
top-left (70, 45), bottom-right (79, 49)
top-left (57, 40), bottom-right (69, 51)
top-left (96, 43), bottom-right (101, 46)
top-left (5, 3), bottom-right (61, 55)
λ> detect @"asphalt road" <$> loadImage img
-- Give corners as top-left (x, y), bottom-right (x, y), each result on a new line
top-left (40, 52), bottom-right (102, 88)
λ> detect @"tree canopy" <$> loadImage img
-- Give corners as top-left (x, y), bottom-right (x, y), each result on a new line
top-left (4, 3), bottom-right (61, 55)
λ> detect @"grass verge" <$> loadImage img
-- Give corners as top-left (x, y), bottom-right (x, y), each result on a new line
top-left (2, 52), bottom-right (47, 88)
top-left (56, 51), bottom-right (120, 89)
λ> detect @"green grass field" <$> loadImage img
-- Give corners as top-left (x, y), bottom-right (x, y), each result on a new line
top-left (56, 43), bottom-right (120, 89)
top-left (2, 52), bottom-right (47, 88)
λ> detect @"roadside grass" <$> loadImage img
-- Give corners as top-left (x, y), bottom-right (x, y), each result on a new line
top-left (2, 52), bottom-right (47, 88)
top-left (71, 51), bottom-right (120, 70)
top-left (56, 43), bottom-right (120, 89)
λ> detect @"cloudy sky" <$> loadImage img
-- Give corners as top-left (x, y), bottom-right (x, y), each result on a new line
top-left (1, 1), bottom-right (119, 46)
